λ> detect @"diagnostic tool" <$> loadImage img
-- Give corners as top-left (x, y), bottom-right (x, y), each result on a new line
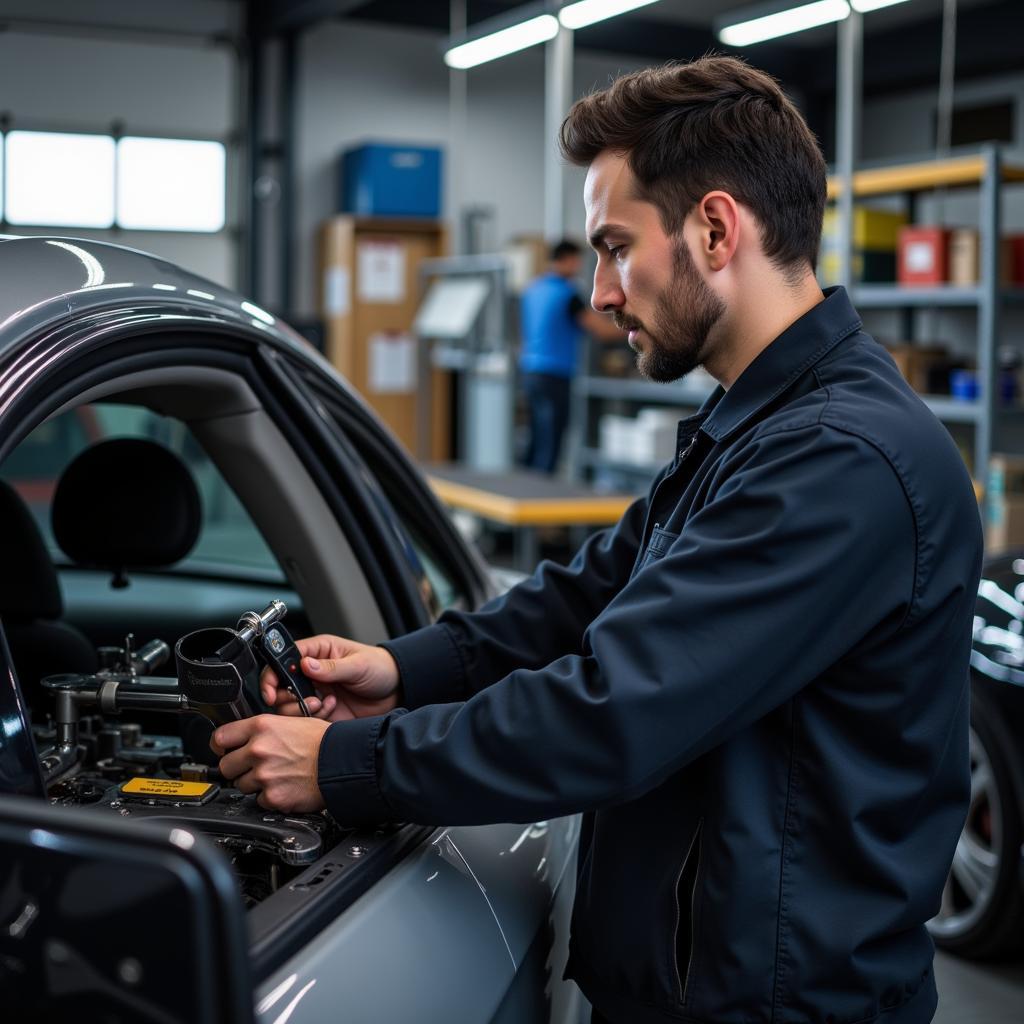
top-left (232, 600), bottom-right (318, 716)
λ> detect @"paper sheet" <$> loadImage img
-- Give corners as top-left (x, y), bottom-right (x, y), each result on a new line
top-left (358, 241), bottom-right (406, 303)
top-left (368, 332), bottom-right (417, 394)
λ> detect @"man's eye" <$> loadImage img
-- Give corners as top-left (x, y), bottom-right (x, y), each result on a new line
top-left (608, 245), bottom-right (627, 261)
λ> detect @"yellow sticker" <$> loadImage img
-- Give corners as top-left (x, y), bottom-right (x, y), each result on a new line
top-left (121, 778), bottom-right (212, 798)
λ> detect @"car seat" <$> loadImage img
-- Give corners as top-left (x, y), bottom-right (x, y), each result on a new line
top-left (50, 437), bottom-right (212, 756)
top-left (0, 480), bottom-right (97, 699)
top-left (51, 438), bottom-right (202, 588)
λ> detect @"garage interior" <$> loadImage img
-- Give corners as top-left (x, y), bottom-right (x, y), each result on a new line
top-left (2, 0), bottom-right (1024, 1020)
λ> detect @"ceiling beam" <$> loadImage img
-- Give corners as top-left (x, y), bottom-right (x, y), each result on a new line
top-left (251, 0), bottom-right (374, 37)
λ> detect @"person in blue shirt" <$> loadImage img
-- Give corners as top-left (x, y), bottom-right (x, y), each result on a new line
top-left (519, 239), bottom-right (623, 473)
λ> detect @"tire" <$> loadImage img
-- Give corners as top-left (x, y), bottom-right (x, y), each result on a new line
top-left (928, 686), bottom-right (1024, 959)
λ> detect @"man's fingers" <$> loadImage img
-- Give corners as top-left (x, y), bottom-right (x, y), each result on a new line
top-left (233, 769), bottom-right (260, 795)
top-left (301, 653), bottom-right (364, 684)
top-left (311, 694), bottom-right (337, 720)
top-left (295, 634), bottom-right (352, 661)
top-left (217, 743), bottom-right (253, 780)
top-left (210, 717), bottom-right (259, 756)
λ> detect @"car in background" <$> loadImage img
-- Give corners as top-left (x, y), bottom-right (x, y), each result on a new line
top-left (929, 554), bottom-right (1024, 959)
top-left (0, 235), bottom-right (582, 1024)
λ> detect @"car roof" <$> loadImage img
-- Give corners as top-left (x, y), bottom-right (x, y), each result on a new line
top-left (0, 234), bottom-right (307, 354)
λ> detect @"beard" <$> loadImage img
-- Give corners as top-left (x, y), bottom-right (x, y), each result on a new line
top-left (614, 239), bottom-right (725, 383)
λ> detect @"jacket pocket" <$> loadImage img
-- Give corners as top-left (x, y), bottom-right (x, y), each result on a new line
top-left (637, 525), bottom-right (680, 574)
top-left (673, 818), bottom-right (704, 1005)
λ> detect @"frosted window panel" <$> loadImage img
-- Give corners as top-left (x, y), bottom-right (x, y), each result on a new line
top-left (6, 131), bottom-right (115, 228)
top-left (117, 138), bottom-right (225, 232)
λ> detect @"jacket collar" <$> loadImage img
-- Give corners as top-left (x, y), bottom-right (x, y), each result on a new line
top-left (697, 286), bottom-right (862, 443)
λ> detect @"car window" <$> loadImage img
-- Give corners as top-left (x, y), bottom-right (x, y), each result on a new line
top-left (1, 403), bottom-right (284, 582)
top-left (307, 384), bottom-right (476, 615)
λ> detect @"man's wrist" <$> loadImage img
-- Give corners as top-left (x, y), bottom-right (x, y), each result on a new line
top-left (379, 623), bottom-right (464, 709)
top-left (317, 717), bottom-right (396, 825)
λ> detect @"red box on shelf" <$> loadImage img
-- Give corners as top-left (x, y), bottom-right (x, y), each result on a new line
top-left (897, 226), bottom-right (950, 285)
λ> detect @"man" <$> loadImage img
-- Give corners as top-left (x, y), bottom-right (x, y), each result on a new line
top-left (520, 239), bottom-right (623, 473)
top-left (213, 56), bottom-right (982, 1024)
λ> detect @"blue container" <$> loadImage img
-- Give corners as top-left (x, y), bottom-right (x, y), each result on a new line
top-left (950, 369), bottom-right (979, 402)
top-left (339, 143), bottom-right (443, 218)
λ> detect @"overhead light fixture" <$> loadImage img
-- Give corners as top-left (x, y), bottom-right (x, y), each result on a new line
top-left (849, 0), bottom-right (911, 10)
top-left (718, 0), bottom-right (850, 46)
top-left (444, 12), bottom-right (559, 69)
top-left (558, 0), bottom-right (661, 30)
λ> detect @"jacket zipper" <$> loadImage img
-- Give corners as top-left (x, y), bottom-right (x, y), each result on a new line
top-left (673, 818), bottom-right (704, 1005)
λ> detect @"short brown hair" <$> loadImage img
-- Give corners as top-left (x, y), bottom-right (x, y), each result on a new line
top-left (560, 56), bottom-right (827, 276)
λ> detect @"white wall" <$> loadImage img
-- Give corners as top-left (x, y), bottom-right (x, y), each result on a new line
top-left (0, 15), bottom-right (238, 288)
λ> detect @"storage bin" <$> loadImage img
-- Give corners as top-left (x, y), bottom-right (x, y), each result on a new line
top-left (339, 143), bottom-right (443, 218)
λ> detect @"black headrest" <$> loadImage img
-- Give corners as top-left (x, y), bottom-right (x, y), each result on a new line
top-left (0, 480), bottom-right (63, 619)
top-left (52, 439), bottom-right (201, 579)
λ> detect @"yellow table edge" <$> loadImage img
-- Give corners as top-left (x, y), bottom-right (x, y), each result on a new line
top-left (427, 475), bottom-right (633, 527)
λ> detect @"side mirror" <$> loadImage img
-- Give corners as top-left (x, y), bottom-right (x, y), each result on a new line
top-left (0, 796), bottom-right (254, 1024)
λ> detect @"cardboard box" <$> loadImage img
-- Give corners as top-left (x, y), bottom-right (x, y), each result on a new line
top-left (948, 228), bottom-right (979, 285)
top-left (886, 344), bottom-right (950, 394)
top-left (988, 454), bottom-right (1024, 497)
top-left (504, 235), bottom-right (549, 295)
top-left (986, 495), bottom-right (1024, 551)
top-left (898, 226), bottom-right (950, 285)
top-left (947, 228), bottom-right (1015, 286)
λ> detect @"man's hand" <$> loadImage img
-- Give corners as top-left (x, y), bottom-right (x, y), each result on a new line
top-left (260, 634), bottom-right (400, 722)
top-left (212, 715), bottom-right (330, 812)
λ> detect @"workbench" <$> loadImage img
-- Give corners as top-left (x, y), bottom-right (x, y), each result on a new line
top-left (424, 463), bottom-right (636, 571)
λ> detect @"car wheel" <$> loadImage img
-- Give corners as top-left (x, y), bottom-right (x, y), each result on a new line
top-left (928, 687), bottom-right (1023, 958)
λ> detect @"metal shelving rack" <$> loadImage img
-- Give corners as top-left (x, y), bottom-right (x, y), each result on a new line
top-left (836, 147), bottom-right (1024, 492)
top-left (572, 147), bottom-right (1024, 498)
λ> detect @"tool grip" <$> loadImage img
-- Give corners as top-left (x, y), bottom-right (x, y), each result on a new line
top-left (260, 624), bottom-right (318, 716)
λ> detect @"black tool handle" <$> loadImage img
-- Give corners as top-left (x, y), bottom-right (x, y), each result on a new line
top-left (259, 623), bottom-right (318, 716)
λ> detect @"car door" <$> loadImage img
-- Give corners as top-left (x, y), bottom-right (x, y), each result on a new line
top-left (0, 280), bottom-right (571, 1022)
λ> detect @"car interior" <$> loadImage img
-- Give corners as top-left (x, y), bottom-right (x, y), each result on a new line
top-left (0, 363), bottom-right (431, 972)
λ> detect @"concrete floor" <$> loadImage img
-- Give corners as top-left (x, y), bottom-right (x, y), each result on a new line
top-left (934, 951), bottom-right (1024, 1023)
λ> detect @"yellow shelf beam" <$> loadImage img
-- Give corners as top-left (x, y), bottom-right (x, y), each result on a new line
top-left (827, 155), bottom-right (1024, 199)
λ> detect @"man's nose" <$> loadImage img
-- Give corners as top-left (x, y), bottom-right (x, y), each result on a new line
top-left (591, 265), bottom-right (624, 313)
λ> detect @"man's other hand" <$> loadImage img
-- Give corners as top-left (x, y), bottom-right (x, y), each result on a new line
top-left (212, 715), bottom-right (330, 812)
top-left (260, 634), bottom-right (400, 722)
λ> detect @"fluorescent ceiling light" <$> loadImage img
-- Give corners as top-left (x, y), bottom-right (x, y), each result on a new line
top-left (444, 13), bottom-right (558, 69)
top-left (718, 0), bottom-right (849, 46)
top-left (850, 0), bottom-right (910, 10)
top-left (559, 0), bottom-right (661, 30)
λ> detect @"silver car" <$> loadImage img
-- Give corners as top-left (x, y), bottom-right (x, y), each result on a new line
top-left (0, 235), bottom-right (582, 1024)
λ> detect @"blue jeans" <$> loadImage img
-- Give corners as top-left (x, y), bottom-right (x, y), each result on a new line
top-left (521, 372), bottom-right (571, 474)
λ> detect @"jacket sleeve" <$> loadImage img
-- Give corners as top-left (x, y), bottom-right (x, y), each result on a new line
top-left (319, 424), bottom-right (917, 825)
top-left (380, 474), bottom-right (660, 708)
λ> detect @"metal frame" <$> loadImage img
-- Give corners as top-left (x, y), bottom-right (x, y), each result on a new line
top-left (414, 254), bottom-right (513, 469)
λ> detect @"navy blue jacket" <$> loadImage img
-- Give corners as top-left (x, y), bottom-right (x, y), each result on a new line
top-left (318, 288), bottom-right (983, 1024)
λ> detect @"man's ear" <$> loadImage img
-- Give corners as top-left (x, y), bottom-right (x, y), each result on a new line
top-left (692, 191), bottom-right (740, 272)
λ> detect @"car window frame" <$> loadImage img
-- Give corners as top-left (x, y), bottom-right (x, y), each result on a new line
top-left (297, 366), bottom-right (494, 616)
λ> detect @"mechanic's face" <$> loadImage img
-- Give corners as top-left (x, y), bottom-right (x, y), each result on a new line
top-left (585, 151), bottom-right (725, 382)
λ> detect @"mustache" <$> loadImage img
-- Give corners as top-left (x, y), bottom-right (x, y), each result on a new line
top-left (613, 313), bottom-right (643, 332)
